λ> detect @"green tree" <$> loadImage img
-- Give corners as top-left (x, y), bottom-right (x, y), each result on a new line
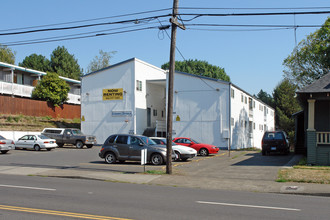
top-left (273, 79), bottom-right (301, 143)
top-left (32, 72), bottom-right (70, 106)
top-left (161, 59), bottom-right (230, 82)
top-left (86, 50), bottom-right (116, 73)
top-left (0, 44), bottom-right (15, 64)
top-left (19, 53), bottom-right (52, 72)
top-left (50, 46), bottom-right (82, 80)
top-left (255, 89), bottom-right (275, 109)
top-left (283, 17), bottom-right (330, 89)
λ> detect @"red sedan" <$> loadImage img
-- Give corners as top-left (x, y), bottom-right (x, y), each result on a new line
top-left (172, 137), bottom-right (219, 156)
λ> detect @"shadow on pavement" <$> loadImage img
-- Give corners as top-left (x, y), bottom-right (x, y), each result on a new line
top-left (232, 152), bottom-right (295, 167)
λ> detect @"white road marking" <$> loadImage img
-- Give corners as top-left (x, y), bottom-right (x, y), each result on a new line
top-left (0, 184), bottom-right (56, 191)
top-left (196, 201), bottom-right (301, 211)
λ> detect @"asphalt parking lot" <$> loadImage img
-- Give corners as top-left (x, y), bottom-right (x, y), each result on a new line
top-left (0, 145), bottom-right (295, 179)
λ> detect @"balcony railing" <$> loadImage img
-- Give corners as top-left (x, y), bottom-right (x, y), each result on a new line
top-left (316, 132), bottom-right (330, 145)
top-left (0, 81), bottom-right (80, 105)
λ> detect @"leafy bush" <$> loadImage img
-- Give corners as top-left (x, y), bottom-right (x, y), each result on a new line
top-left (32, 72), bottom-right (70, 107)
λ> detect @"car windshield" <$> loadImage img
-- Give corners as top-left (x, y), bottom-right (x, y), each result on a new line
top-left (141, 136), bottom-right (157, 145)
top-left (191, 138), bottom-right (200, 144)
top-left (38, 135), bottom-right (51, 139)
top-left (0, 135), bottom-right (4, 140)
top-left (72, 129), bottom-right (83, 135)
top-left (264, 132), bottom-right (284, 140)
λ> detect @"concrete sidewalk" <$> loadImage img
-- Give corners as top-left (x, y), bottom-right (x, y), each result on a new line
top-left (1, 152), bottom-right (329, 197)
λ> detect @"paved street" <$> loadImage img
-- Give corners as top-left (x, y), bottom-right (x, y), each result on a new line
top-left (1, 174), bottom-right (330, 220)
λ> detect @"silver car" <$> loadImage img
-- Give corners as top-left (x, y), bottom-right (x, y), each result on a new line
top-left (15, 134), bottom-right (57, 151)
top-left (150, 137), bottom-right (197, 161)
top-left (0, 135), bottom-right (15, 154)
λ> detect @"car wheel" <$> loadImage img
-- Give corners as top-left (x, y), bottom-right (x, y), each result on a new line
top-left (150, 153), bottom-right (164, 165)
top-left (86, 145), bottom-right (93, 148)
top-left (47, 148), bottom-right (52, 151)
top-left (1, 150), bottom-right (9, 154)
top-left (174, 151), bottom-right (181, 161)
top-left (199, 148), bottom-right (209, 156)
top-left (34, 145), bottom-right (41, 151)
top-left (105, 152), bottom-right (116, 164)
top-left (75, 141), bottom-right (84, 149)
top-left (181, 158), bottom-right (188, 162)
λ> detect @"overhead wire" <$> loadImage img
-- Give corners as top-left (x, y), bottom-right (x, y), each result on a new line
top-left (0, 8), bottom-right (172, 32)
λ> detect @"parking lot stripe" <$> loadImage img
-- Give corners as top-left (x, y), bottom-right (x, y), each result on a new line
top-left (0, 184), bottom-right (56, 191)
top-left (196, 201), bottom-right (301, 211)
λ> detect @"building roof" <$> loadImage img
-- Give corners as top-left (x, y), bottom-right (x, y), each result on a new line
top-left (0, 61), bottom-right (81, 84)
top-left (297, 72), bottom-right (330, 94)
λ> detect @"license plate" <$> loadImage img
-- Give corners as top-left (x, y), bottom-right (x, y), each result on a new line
top-left (271, 147), bottom-right (276, 151)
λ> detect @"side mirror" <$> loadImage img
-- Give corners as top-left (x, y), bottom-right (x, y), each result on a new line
top-left (139, 142), bottom-right (144, 146)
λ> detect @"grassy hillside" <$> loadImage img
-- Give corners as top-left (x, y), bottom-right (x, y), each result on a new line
top-left (0, 114), bottom-right (80, 132)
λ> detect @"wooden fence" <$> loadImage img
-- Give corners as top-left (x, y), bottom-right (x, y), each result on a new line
top-left (0, 95), bottom-right (80, 119)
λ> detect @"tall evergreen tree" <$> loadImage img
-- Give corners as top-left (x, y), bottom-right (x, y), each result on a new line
top-left (50, 46), bottom-right (82, 80)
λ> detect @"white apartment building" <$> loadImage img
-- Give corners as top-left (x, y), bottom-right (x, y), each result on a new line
top-left (81, 58), bottom-right (274, 149)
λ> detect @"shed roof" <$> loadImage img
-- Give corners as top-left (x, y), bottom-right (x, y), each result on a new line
top-left (297, 72), bottom-right (330, 94)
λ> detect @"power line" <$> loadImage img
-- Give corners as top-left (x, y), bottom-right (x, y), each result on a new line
top-left (0, 8), bottom-right (172, 33)
top-left (3, 26), bottom-right (159, 46)
top-left (0, 14), bottom-right (170, 36)
top-left (1, 10), bottom-right (329, 36)
top-left (2, 20), bottom-right (166, 45)
top-left (178, 7), bottom-right (330, 10)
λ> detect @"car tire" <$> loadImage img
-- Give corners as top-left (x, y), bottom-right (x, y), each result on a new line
top-left (199, 148), bottom-right (209, 156)
top-left (150, 153), bottom-right (164, 165)
top-left (34, 145), bottom-right (41, 151)
top-left (75, 141), bottom-right (84, 149)
top-left (47, 148), bottom-right (52, 151)
top-left (1, 150), bottom-right (9, 154)
top-left (181, 158), bottom-right (188, 162)
top-left (105, 152), bottom-right (116, 164)
top-left (86, 145), bottom-right (93, 148)
top-left (174, 151), bottom-right (181, 161)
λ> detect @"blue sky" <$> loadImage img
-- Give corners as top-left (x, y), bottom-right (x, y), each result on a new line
top-left (1, 0), bottom-right (329, 95)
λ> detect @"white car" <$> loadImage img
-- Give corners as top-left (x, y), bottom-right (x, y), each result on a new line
top-left (150, 137), bottom-right (197, 161)
top-left (0, 135), bottom-right (15, 154)
top-left (15, 134), bottom-right (57, 151)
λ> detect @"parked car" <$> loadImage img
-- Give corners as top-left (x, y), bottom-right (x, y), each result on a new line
top-left (42, 128), bottom-right (96, 148)
top-left (15, 134), bottom-right (57, 151)
top-left (150, 137), bottom-right (197, 161)
top-left (261, 131), bottom-right (290, 155)
top-left (99, 134), bottom-right (175, 165)
top-left (0, 135), bottom-right (15, 154)
top-left (172, 137), bottom-right (219, 156)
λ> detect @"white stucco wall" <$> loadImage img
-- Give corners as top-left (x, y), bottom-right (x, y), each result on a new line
top-left (230, 85), bottom-right (275, 149)
top-left (81, 58), bottom-right (166, 144)
top-left (81, 60), bottom-right (135, 144)
top-left (170, 72), bottom-right (230, 148)
top-left (134, 60), bottom-right (166, 135)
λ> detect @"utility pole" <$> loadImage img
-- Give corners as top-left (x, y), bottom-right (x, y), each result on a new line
top-left (166, 0), bottom-right (185, 174)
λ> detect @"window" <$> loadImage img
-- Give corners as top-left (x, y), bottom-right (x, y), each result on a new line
top-left (153, 109), bottom-right (157, 116)
top-left (253, 122), bottom-right (256, 130)
top-left (241, 94), bottom-right (244, 102)
top-left (231, 117), bottom-right (234, 126)
top-left (231, 89), bottom-right (235, 98)
top-left (116, 135), bottom-right (128, 144)
top-left (245, 96), bottom-right (247, 104)
top-left (108, 135), bottom-right (116, 144)
top-left (136, 80), bottom-right (142, 91)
